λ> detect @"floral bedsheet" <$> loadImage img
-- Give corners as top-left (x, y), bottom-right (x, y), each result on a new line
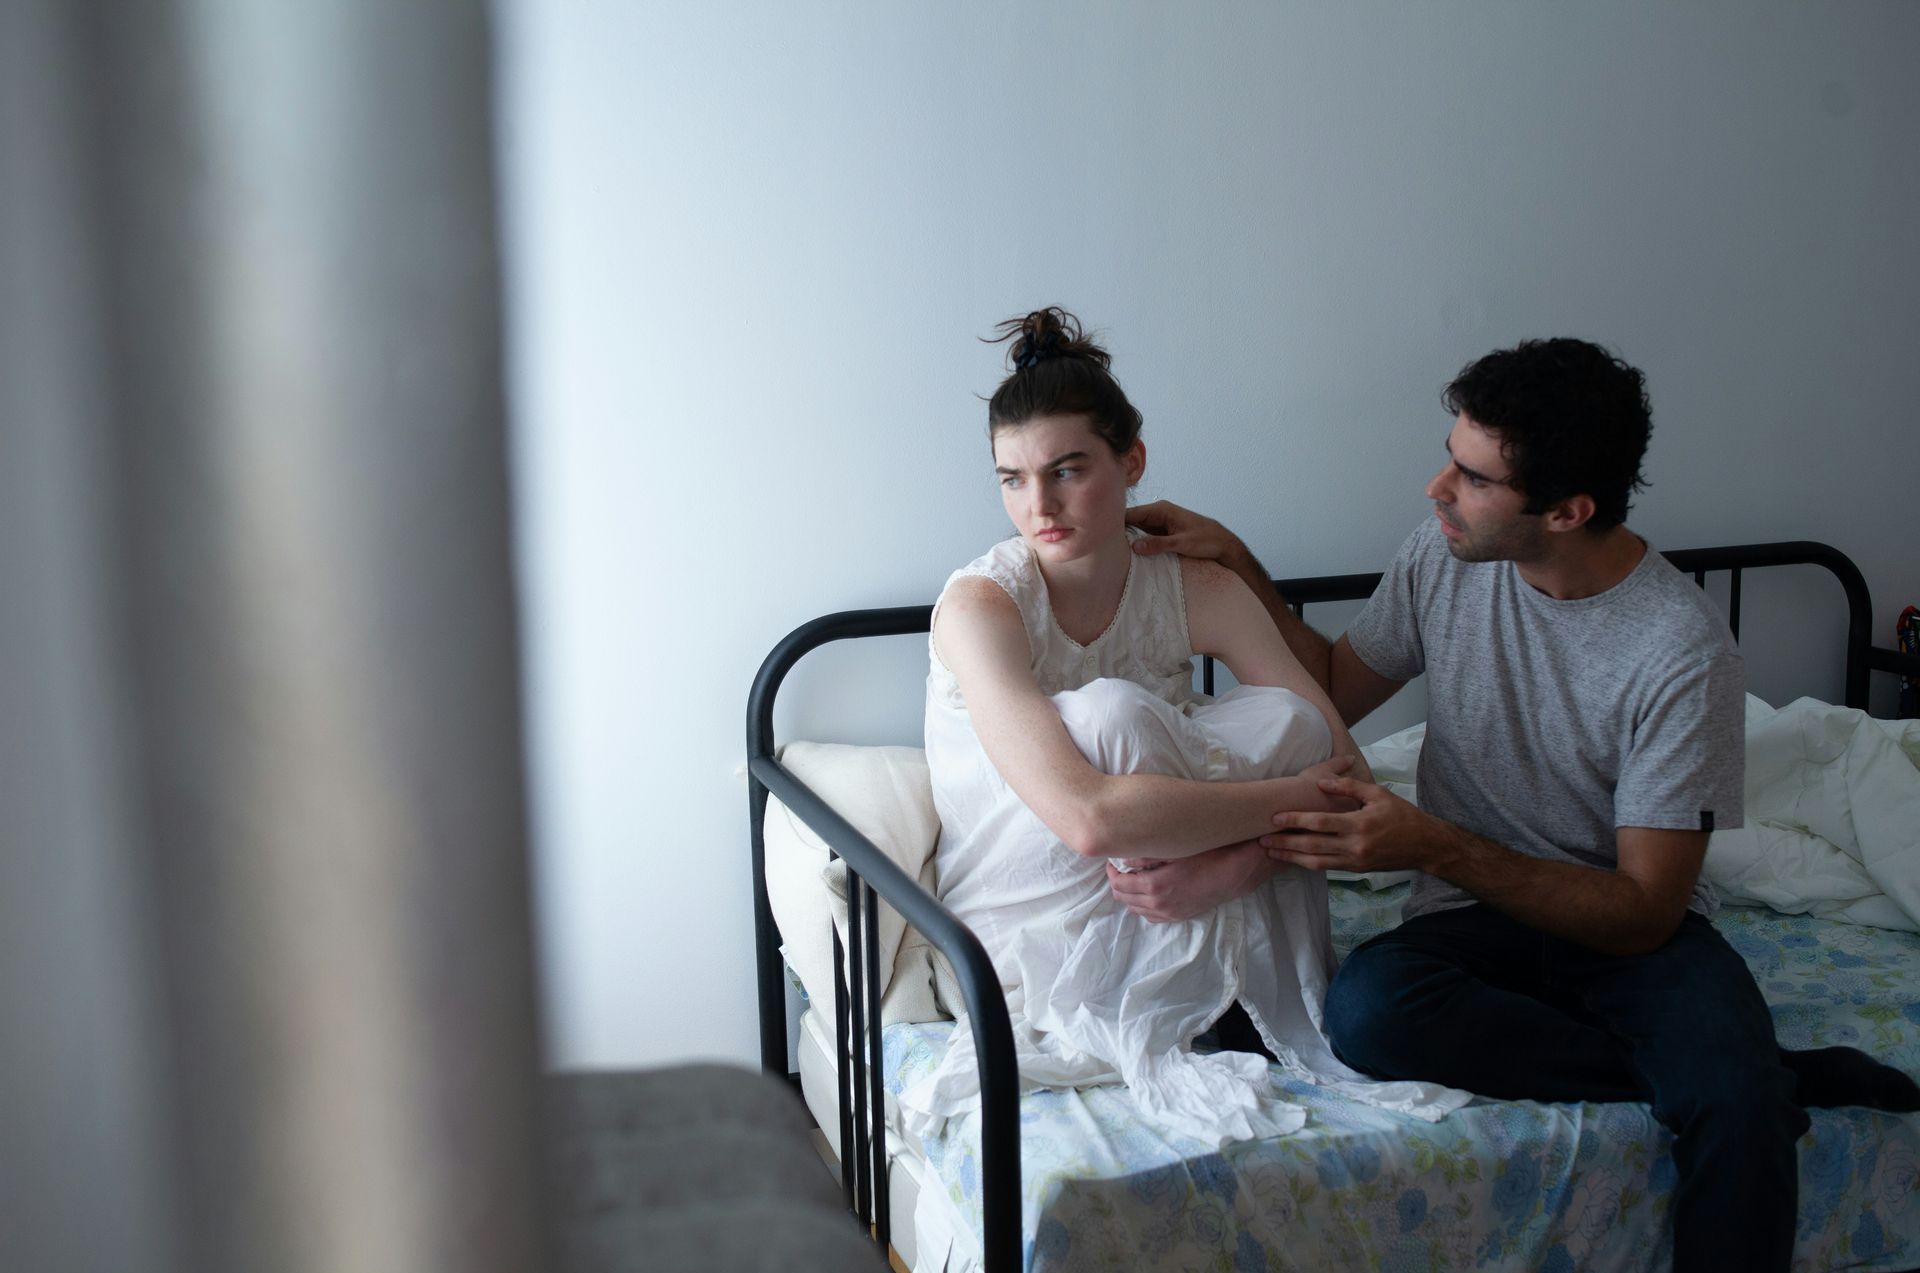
top-left (887, 883), bottom-right (1920, 1272)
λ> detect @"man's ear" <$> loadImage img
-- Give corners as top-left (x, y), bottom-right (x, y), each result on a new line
top-left (1124, 439), bottom-right (1146, 487)
top-left (1543, 492), bottom-right (1596, 534)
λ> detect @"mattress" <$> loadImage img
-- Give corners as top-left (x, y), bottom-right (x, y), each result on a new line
top-left (797, 1000), bottom-right (928, 1268)
top-left (881, 880), bottom-right (1920, 1272)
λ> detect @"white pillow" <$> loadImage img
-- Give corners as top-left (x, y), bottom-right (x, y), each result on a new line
top-left (762, 742), bottom-right (949, 1024)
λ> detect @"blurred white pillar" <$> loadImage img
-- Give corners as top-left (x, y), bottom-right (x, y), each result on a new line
top-left (1, 4), bottom-right (547, 1272)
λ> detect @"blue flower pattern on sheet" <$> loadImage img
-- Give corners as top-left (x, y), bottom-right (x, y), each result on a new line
top-left (1396, 1185), bottom-right (1426, 1233)
top-left (882, 885), bottom-right (1920, 1271)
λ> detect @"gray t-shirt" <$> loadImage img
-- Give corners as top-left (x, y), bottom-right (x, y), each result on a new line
top-left (1345, 519), bottom-right (1745, 920)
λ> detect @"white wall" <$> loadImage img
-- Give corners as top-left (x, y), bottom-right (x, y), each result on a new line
top-left (496, 2), bottom-right (1920, 1069)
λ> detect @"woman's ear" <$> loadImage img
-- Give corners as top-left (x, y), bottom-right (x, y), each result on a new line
top-left (1124, 439), bottom-right (1147, 487)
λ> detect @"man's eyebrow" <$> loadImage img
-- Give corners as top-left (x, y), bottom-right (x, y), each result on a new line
top-left (1443, 438), bottom-right (1510, 486)
top-left (996, 450), bottom-right (1090, 476)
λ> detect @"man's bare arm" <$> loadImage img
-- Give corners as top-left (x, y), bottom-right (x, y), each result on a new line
top-left (1267, 775), bottom-right (1708, 956)
top-left (1129, 500), bottom-right (1404, 726)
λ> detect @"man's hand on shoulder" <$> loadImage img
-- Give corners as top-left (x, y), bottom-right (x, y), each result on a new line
top-left (1106, 842), bottom-right (1276, 922)
top-left (1126, 501), bottom-right (1254, 574)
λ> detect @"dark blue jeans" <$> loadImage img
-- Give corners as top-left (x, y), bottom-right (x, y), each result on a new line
top-left (1326, 904), bottom-right (1807, 1273)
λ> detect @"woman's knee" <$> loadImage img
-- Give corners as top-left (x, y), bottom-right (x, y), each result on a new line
top-left (1051, 679), bottom-right (1185, 775)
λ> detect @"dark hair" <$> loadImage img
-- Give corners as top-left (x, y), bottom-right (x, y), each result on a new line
top-left (984, 307), bottom-right (1143, 455)
top-left (1441, 337), bottom-right (1652, 531)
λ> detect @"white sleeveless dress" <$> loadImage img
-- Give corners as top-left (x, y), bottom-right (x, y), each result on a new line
top-left (900, 533), bottom-right (1468, 1145)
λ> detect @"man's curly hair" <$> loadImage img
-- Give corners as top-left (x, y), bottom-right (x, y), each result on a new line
top-left (1442, 338), bottom-right (1652, 531)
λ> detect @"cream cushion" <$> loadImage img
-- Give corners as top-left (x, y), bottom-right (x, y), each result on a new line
top-left (763, 742), bottom-right (951, 1025)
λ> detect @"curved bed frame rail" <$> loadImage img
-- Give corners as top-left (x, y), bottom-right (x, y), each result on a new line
top-left (747, 606), bottom-right (1022, 1273)
top-left (1197, 542), bottom-right (1916, 710)
top-left (748, 605), bottom-right (934, 1074)
top-left (745, 540), bottom-right (1914, 1273)
top-left (1662, 540), bottom-right (1905, 711)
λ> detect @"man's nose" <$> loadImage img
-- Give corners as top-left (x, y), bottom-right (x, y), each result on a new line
top-left (1424, 467), bottom-right (1452, 503)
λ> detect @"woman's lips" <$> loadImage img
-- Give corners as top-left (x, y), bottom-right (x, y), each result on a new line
top-left (1037, 527), bottom-right (1072, 543)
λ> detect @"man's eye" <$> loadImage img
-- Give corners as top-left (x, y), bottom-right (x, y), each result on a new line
top-left (1465, 474), bottom-right (1486, 488)
top-left (1053, 467), bottom-right (1078, 480)
top-left (1001, 475), bottom-right (1022, 488)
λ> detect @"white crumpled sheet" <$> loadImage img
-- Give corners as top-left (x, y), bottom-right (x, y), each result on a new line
top-left (1705, 696), bottom-right (1920, 931)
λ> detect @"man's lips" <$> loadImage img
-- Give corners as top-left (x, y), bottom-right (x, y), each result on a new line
top-left (1435, 508), bottom-right (1462, 537)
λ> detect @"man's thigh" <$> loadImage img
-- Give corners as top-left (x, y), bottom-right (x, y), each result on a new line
top-left (1350, 902), bottom-right (1559, 999)
top-left (1330, 903), bottom-right (1645, 1101)
top-left (1558, 913), bottom-right (1781, 1079)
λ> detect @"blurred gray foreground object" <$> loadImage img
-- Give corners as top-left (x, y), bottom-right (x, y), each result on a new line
top-left (3, 3), bottom-right (544, 1273)
top-left (548, 1065), bottom-right (888, 1273)
top-left (4, 5), bottom-right (899, 1272)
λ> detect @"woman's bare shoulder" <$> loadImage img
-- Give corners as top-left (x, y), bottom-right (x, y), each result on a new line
top-left (939, 573), bottom-right (1022, 620)
top-left (933, 573), bottom-right (1028, 671)
top-left (1178, 554), bottom-right (1255, 607)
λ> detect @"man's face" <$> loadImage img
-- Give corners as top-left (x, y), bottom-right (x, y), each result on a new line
top-left (1423, 414), bottom-right (1546, 563)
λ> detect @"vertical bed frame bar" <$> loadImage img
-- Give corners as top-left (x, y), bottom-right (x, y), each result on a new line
top-left (830, 927), bottom-right (854, 1208)
top-left (864, 881), bottom-right (891, 1249)
top-left (846, 881), bottom-right (871, 1222)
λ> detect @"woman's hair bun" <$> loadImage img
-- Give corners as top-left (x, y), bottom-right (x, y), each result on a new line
top-left (982, 306), bottom-right (1141, 455)
top-left (992, 307), bottom-right (1112, 373)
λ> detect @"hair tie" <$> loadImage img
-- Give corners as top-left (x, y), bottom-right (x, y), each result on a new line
top-left (1014, 329), bottom-right (1061, 372)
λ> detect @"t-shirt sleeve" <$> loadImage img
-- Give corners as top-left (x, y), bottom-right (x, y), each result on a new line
top-left (1343, 524), bottom-right (1429, 683)
top-left (1614, 651), bottom-right (1746, 832)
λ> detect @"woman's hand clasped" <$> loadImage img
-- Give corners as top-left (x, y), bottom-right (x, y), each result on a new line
top-left (1105, 756), bottom-right (1363, 923)
top-left (1106, 843), bottom-right (1274, 924)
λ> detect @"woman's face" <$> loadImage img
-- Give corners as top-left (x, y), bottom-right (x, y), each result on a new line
top-left (992, 413), bottom-right (1144, 566)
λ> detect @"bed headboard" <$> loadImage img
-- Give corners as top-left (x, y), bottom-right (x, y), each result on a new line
top-left (1236, 540), bottom-right (1904, 709)
top-left (743, 538), bottom-right (1919, 1271)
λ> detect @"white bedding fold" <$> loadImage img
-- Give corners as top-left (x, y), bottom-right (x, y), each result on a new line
top-left (1360, 698), bottom-right (1920, 930)
top-left (1704, 695), bottom-right (1920, 931)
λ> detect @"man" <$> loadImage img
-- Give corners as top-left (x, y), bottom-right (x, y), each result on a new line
top-left (1113, 337), bottom-right (1918, 1272)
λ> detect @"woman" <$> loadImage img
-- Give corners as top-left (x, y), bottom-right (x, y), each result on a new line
top-left (900, 309), bottom-right (1463, 1144)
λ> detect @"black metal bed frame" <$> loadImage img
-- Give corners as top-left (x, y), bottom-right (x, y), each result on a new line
top-left (745, 540), bottom-right (1920, 1272)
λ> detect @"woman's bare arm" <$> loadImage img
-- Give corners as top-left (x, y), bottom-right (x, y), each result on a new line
top-left (1101, 560), bottom-right (1374, 923)
top-left (1129, 500), bottom-right (1408, 727)
top-left (1180, 557), bottom-right (1373, 783)
top-left (933, 576), bottom-right (1346, 860)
